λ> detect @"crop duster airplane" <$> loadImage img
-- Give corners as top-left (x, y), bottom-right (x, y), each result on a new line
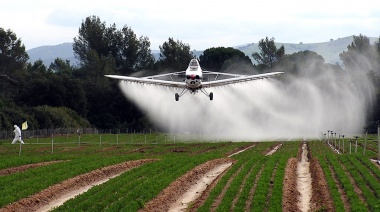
top-left (105, 59), bottom-right (283, 101)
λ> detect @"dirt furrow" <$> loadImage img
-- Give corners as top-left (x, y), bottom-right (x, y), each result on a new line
top-left (297, 142), bottom-right (312, 212)
top-left (169, 162), bottom-right (233, 212)
top-left (227, 143), bottom-right (256, 157)
top-left (265, 142), bottom-right (282, 156)
top-left (0, 159), bottom-right (156, 212)
top-left (210, 162), bottom-right (244, 212)
top-left (309, 158), bottom-right (334, 211)
top-left (282, 157), bottom-right (300, 212)
top-left (188, 162), bottom-right (233, 212)
top-left (139, 158), bottom-right (234, 212)
top-left (0, 160), bottom-right (67, 176)
top-left (308, 143), bottom-right (334, 211)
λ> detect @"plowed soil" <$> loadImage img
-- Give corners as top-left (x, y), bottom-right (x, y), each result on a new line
top-left (0, 159), bottom-right (155, 212)
top-left (1, 142), bottom-right (337, 212)
top-left (0, 161), bottom-right (67, 176)
top-left (282, 157), bottom-right (299, 211)
top-left (282, 142), bottom-right (333, 212)
top-left (139, 158), bottom-right (234, 212)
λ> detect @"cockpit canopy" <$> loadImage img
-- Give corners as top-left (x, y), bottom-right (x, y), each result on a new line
top-left (189, 59), bottom-right (199, 68)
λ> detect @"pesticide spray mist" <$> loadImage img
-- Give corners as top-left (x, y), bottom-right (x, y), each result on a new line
top-left (118, 60), bottom-right (375, 141)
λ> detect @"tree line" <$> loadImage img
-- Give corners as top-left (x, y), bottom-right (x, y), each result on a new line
top-left (0, 15), bottom-right (379, 132)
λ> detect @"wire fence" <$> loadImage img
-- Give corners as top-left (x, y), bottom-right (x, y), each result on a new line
top-left (0, 128), bottom-right (226, 144)
top-left (0, 128), bottom-right (150, 140)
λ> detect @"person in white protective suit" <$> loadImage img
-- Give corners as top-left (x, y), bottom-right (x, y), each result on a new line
top-left (12, 125), bottom-right (24, 144)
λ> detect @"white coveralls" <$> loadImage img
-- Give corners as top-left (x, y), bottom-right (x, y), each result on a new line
top-left (12, 125), bottom-right (24, 144)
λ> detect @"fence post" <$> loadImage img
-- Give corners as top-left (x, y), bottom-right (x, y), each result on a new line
top-left (339, 134), bottom-right (341, 152)
top-left (51, 134), bottom-right (54, 154)
top-left (350, 141), bottom-right (352, 154)
top-left (364, 132), bottom-right (367, 155)
top-left (19, 142), bottom-right (22, 156)
top-left (377, 124), bottom-right (380, 163)
top-left (355, 136), bottom-right (358, 154)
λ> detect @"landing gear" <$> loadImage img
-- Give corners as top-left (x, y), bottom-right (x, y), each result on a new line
top-left (175, 88), bottom-right (213, 101)
top-left (200, 88), bottom-right (213, 101)
top-left (175, 89), bottom-right (188, 101)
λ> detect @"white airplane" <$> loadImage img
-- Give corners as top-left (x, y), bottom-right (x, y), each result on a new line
top-left (105, 59), bottom-right (283, 101)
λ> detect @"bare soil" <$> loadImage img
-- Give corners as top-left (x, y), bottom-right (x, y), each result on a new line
top-left (188, 162), bottom-right (233, 212)
top-left (264, 142), bottom-right (282, 156)
top-left (139, 158), bottom-right (234, 212)
top-left (0, 159), bottom-right (155, 212)
top-left (226, 143), bottom-right (256, 157)
top-left (0, 161), bottom-right (67, 176)
top-left (210, 162), bottom-right (243, 212)
top-left (309, 158), bottom-right (335, 211)
top-left (282, 142), bottom-right (334, 212)
top-left (1, 142), bottom-right (344, 212)
top-left (282, 157), bottom-right (300, 212)
top-left (169, 162), bottom-right (233, 212)
top-left (297, 143), bottom-right (312, 212)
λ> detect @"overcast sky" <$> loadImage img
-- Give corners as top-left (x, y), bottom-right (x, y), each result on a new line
top-left (1, 0), bottom-right (380, 50)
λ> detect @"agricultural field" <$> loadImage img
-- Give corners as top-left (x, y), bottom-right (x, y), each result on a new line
top-left (0, 133), bottom-right (379, 211)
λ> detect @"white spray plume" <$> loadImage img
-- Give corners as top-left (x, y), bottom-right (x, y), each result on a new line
top-left (118, 60), bottom-right (375, 141)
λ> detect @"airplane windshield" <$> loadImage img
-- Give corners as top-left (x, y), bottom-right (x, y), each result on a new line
top-left (189, 60), bottom-right (198, 67)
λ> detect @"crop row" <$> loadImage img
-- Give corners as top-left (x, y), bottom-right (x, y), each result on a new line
top-left (309, 141), bottom-right (346, 211)
top-left (6, 139), bottom-right (378, 211)
top-left (196, 142), bottom-right (298, 212)
top-left (196, 142), bottom-right (273, 211)
top-left (0, 140), bottom-right (249, 210)
top-left (326, 134), bottom-right (379, 158)
top-left (55, 156), bottom-right (211, 211)
top-left (310, 140), bottom-right (380, 211)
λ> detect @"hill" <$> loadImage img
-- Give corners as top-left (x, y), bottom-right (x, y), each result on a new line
top-left (238, 35), bottom-right (378, 64)
top-left (26, 36), bottom-right (379, 66)
top-left (27, 42), bottom-right (79, 66)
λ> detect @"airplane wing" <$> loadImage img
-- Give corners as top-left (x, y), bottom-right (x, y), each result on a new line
top-left (105, 75), bottom-right (187, 88)
top-left (203, 72), bottom-right (283, 88)
top-left (202, 70), bottom-right (250, 78)
top-left (141, 71), bottom-right (185, 79)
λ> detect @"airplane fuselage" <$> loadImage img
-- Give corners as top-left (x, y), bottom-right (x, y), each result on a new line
top-left (185, 59), bottom-right (203, 92)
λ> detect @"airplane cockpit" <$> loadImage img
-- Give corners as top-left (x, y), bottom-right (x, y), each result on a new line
top-left (189, 59), bottom-right (199, 70)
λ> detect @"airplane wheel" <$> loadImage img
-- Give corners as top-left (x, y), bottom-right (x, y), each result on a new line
top-left (209, 92), bottom-right (213, 101)
top-left (175, 93), bottom-right (179, 101)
